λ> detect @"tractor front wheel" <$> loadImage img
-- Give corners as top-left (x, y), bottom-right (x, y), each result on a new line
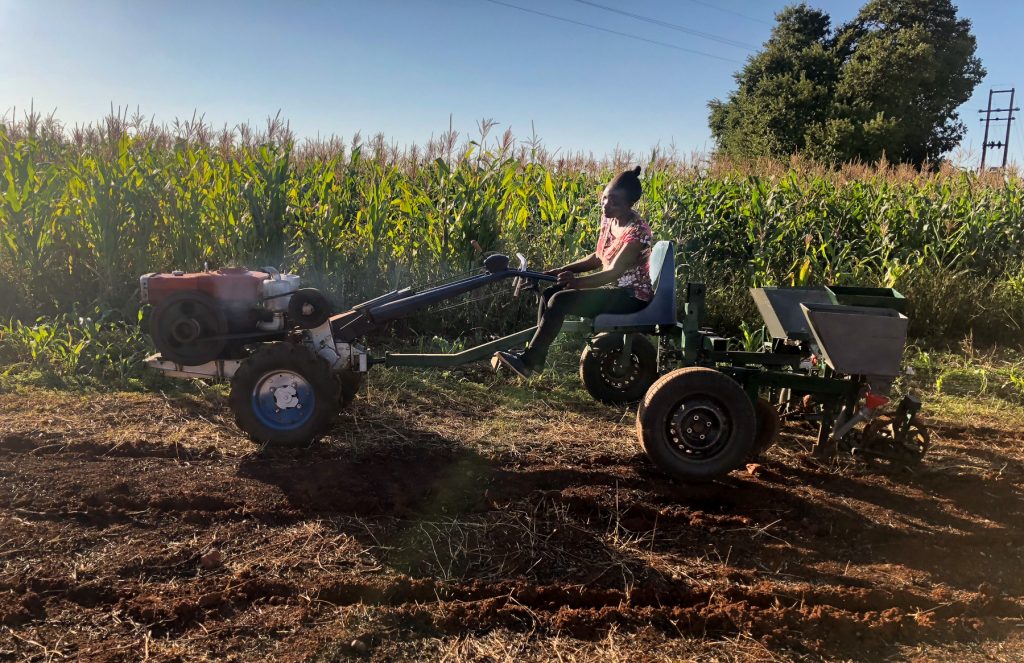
top-left (229, 342), bottom-right (340, 446)
top-left (636, 367), bottom-right (757, 482)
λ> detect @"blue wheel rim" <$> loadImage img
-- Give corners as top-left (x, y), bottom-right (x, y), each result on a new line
top-left (251, 370), bottom-right (315, 431)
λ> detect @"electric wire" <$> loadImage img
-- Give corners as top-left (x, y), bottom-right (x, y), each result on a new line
top-left (567, 0), bottom-right (756, 51)
top-left (1013, 115), bottom-right (1024, 168)
top-left (680, 0), bottom-right (773, 26)
top-left (482, 0), bottom-right (743, 64)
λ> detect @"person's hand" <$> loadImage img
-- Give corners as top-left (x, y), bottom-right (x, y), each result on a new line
top-left (543, 267), bottom-right (562, 277)
top-left (556, 271), bottom-right (578, 288)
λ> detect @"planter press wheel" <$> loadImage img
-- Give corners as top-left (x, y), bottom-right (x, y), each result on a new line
top-left (750, 397), bottom-right (782, 459)
top-left (149, 291), bottom-right (228, 365)
top-left (852, 414), bottom-right (931, 466)
top-left (579, 333), bottom-right (658, 405)
top-left (229, 342), bottom-right (340, 446)
top-left (636, 367), bottom-right (757, 482)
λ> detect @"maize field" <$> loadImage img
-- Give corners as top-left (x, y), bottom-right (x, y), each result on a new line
top-left (2, 111), bottom-right (1023, 346)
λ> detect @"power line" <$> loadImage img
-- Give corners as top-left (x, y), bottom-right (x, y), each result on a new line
top-left (567, 0), bottom-right (756, 51)
top-left (482, 0), bottom-right (743, 64)
top-left (680, 0), bottom-right (773, 26)
top-left (1013, 117), bottom-right (1024, 167)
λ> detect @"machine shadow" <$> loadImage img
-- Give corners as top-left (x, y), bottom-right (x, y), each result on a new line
top-left (235, 413), bottom-right (859, 584)
top-left (236, 427), bottom-right (499, 519)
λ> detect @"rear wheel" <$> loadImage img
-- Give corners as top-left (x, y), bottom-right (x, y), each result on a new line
top-left (580, 333), bottom-right (657, 405)
top-left (636, 367), bottom-right (756, 482)
top-left (750, 398), bottom-right (781, 459)
top-left (229, 342), bottom-right (340, 446)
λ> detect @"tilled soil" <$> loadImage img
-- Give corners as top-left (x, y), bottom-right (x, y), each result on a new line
top-left (1, 380), bottom-right (1022, 661)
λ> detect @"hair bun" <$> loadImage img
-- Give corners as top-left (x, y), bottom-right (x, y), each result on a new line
top-left (607, 166), bottom-right (644, 205)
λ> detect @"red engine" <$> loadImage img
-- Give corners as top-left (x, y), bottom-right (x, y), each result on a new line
top-left (144, 267), bottom-right (268, 305)
top-left (141, 267), bottom-right (302, 365)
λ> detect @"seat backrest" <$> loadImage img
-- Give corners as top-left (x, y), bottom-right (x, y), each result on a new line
top-left (592, 239), bottom-right (677, 331)
top-left (648, 240), bottom-right (671, 294)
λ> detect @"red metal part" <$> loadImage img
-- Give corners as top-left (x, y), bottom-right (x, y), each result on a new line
top-left (146, 268), bottom-right (269, 305)
top-left (865, 392), bottom-right (890, 410)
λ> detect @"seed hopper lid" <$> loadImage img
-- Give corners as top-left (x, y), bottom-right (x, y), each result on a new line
top-left (750, 287), bottom-right (834, 341)
top-left (800, 303), bottom-right (908, 377)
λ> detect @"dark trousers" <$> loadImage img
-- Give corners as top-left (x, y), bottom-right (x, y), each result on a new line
top-left (522, 285), bottom-right (646, 367)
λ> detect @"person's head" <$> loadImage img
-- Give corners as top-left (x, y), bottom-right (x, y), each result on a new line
top-left (602, 166), bottom-right (642, 220)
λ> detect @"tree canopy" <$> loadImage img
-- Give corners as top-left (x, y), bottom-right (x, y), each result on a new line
top-left (708, 0), bottom-right (985, 165)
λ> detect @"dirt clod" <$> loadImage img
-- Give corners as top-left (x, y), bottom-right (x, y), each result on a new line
top-left (200, 549), bottom-right (225, 569)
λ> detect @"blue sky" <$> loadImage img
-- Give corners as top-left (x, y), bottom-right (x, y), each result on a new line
top-left (1, 0), bottom-right (1020, 165)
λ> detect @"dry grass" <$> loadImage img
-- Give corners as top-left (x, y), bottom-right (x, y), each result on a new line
top-left (2, 362), bottom-right (1024, 662)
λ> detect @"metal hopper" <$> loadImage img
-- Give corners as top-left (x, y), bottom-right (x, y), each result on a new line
top-left (750, 287), bottom-right (834, 341)
top-left (800, 303), bottom-right (908, 377)
top-left (825, 285), bottom-right (907, 313)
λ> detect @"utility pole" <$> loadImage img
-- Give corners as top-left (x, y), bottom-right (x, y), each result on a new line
top-left (979, 88), bottom-right (1019, 172)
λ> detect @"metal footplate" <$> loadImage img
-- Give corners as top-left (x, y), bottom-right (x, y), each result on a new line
top-left (145, 354), bottom-right (244, 380)
top-left (145, 334), bottom-right (369, 381)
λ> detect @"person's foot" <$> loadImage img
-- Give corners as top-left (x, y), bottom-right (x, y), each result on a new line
top-left (492, 351), bottom-right (534, 379)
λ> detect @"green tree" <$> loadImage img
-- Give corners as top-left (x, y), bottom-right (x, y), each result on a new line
top-left (708, 0), bottom-right (985, 166)
top-left (709, 5), bottom-right (838, 159)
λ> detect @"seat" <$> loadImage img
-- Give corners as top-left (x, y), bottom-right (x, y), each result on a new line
top-left (593, 240), bottom-right (678, 332)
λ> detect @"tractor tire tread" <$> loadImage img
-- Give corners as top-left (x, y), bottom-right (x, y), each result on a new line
top-left (636, 366), bottom-right (757, 482)
top-left (751, 397), bottom-right (782, 459)
top-left (229, 342), bottom-right (340, 446)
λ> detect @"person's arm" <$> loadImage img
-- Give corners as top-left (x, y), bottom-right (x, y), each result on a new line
top-left (559, 242), bottom-right (642, 289)
top-left (545, 252), bottom-right (601, 276)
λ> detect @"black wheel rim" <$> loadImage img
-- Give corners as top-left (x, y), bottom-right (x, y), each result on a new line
top-left (666, 397), bottom-right (732, 460)
top-left (597, 350), bottom-right (642, 391)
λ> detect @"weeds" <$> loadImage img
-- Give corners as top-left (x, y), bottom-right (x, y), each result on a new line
top-left (0, 311), bottom-right (152, 389)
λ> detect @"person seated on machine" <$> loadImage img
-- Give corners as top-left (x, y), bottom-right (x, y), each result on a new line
top-left (494, 166), bottom-right (653, 378)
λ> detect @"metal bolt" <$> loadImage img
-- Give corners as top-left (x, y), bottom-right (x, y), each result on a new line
top-left (687, 428), bottom-right (693, 434)
top-left (700, 435), bottom-right (706, 440)
top-left (693, 415), bottom-right (699, 420)
top-left (297, 404), bottom-right (302, 409)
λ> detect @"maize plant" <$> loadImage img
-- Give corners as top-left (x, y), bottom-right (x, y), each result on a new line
top-left (1, 113), bottom-right (1023, 345)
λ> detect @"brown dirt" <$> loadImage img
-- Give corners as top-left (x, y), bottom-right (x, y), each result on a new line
top-left (0, 379), bottom-right (1022, 662)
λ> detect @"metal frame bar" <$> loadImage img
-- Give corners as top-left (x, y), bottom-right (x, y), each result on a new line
top-left (331, 268), bottom-right (557, 342)
top-left (383, 320), bottom-right (589, 368)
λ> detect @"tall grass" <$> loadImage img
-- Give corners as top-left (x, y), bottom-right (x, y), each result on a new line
top-left (2, 108), bottom-right (1023, 347)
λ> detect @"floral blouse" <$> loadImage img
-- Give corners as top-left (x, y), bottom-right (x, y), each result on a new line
top-left (595, 215), bottom-right (653, 301)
